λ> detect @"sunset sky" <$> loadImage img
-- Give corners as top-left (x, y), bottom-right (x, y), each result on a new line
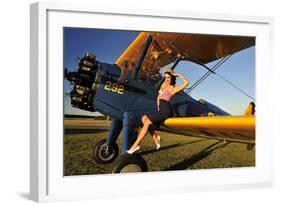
top-left (64, 27), bottom-right (255, 116)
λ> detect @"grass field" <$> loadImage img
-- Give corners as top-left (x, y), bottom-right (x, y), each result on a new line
top-left (64, 120), bottom-right (255, 176)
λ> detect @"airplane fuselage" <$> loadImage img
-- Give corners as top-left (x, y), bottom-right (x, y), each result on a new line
top-left (65, 55), bottom-right (232, 155)
top-left (93, 63), bottom-right (229, 125)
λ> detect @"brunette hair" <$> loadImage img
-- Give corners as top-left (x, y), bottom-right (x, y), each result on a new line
top-left (164, 72), bottom-right (176, 86)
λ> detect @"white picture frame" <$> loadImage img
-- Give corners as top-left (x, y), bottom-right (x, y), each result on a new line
top-left (30, 2), bottom-right (274, 202)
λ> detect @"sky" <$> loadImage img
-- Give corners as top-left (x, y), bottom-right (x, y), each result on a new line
top-left (64, 27), bottom-right (255, 116)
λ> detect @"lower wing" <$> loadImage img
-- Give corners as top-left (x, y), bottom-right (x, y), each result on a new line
top-left (161, 115), bottom-right (255, 144)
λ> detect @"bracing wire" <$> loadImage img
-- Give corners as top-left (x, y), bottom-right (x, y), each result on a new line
top-left (185, 54), bottom-right (231, 93)
top-left (156, 35), bottom-right (255, 101)
top-left (215, 73), bottom-right (255, 101)
top-left (181, 39), bottom-right (255, 101)
top-left (185, 53), bottom-right (255, 101)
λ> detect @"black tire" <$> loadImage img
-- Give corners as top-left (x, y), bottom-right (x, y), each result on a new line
top-left (112, 154), bottom-right (148, 173)
top-left (92, 139), bottom-right (119, 164)
top-left (247, 143), bottom-right (255, 150)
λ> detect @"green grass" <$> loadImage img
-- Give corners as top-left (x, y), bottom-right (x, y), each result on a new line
top-left (64, 129), bottom-right (255, 176)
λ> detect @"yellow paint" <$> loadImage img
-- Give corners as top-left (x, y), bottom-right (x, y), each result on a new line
top-left (117, 85), bottom-right (125, 94)
top-left (115, 32), bottom-right (148, 66)
top-left (104, 81), bottom-right (124, 94)
top-left (244, 103), bottom-right (255, 115)
top-left (152, 51), bottom-right (159, 59)
top-left (104, 81), bottom-right (111, 91)
top-left (164, 115), bottom-right (255, 137)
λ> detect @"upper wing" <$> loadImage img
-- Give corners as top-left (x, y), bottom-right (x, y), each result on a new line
top-left (115, 32), bottom-right (255, 82)
top-left (162, 115), bottom-right (255, 143)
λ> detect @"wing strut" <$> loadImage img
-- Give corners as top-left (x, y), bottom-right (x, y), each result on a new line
top-left (130, 35), bottom-right (153, 81)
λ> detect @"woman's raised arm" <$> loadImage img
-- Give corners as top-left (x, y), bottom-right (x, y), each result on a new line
top-left (171, 73), bottom-right (189, 94)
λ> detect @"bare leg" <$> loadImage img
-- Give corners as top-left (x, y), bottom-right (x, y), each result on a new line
top-left (148, 126), bottom-right (158, 146)
top-left (129, 115), bottom-right (152, 150)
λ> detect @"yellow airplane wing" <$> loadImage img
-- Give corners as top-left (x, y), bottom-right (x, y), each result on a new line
top-left (115, 32), bottom-right (255, 82)
top-left (162, 115), bottom-right (255, 144)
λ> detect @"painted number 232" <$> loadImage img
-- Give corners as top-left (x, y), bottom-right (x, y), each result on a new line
top-left (104, 81), bottom-right (124, 94)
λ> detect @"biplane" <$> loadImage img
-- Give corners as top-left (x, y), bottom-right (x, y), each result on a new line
top-left (65, 31), bottom-right (255, 173)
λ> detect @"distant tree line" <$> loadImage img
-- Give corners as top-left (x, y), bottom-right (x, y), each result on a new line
top-left (64, 114), bottom-right (110, 120)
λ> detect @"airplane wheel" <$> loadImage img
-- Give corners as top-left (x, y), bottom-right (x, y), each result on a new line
top-left (112, 154), bottom-right (148, 173)
top-left (247, 143), bottom-right (255, 150)
top-left (92, 139), bottom-right (119, 164)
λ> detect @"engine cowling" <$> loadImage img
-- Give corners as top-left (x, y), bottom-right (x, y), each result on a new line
top-left (65, 52), bottom-right (99, 112)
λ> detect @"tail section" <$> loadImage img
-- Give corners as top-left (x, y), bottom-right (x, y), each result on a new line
top-left (244, 102), bottom-right (255, 115)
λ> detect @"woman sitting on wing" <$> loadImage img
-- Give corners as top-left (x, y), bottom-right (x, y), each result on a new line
top-left (126, 68), bottom-right (189, 154)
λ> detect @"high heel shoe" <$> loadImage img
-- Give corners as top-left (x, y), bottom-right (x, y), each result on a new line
top-left (156, 136), bottom-right (161, 150)
top-left (126, 146), bottom-right (140, 154)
